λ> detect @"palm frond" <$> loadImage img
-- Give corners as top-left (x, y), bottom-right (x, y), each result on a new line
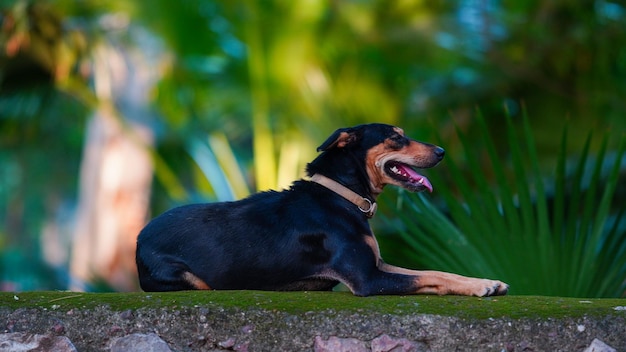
top-left (378, 113), bottom-right (626, 297)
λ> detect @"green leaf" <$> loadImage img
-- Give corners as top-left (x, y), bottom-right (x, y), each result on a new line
top-left (378, 114), bottom-right (625, 297)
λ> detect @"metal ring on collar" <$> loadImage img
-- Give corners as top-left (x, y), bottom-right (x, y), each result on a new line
top-left (358, 198), bottom-right (374, 213)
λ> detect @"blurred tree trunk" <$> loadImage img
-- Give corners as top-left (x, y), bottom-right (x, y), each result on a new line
top-left (69, 38), bottom-right (159, 292)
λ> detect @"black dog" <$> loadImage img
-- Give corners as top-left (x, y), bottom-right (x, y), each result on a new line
top-left (136, 123), bottom-right (508, 296)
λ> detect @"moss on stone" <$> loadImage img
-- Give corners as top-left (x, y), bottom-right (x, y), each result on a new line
top-left (2, 291), bottom-right (624, 320)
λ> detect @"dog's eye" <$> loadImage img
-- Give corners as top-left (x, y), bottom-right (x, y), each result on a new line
top-left (386, 135), bottom-right (407, 149)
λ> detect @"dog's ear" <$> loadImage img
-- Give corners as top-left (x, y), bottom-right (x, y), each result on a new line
top-left (317, 127), bottom-right (359, 152)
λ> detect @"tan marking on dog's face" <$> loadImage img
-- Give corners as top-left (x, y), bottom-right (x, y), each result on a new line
top-left (182, 271), bottom-right (211, 290)
top-left (333, 132), bottom-right (352, 148)
top-left (323, 131), bottom-right (357, 150)
top-left (365, 132), bottom-right (441, 194)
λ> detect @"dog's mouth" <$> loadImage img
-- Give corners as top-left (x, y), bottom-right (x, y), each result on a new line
top-left (384, 160), bottom-right (433, 193)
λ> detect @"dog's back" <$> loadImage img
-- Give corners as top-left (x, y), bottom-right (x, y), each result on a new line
top-left (136, 181), bottom-right (364, 292)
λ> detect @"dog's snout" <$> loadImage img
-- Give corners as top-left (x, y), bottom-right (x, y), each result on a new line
top-left (434, 146), bottom-right (445, 160)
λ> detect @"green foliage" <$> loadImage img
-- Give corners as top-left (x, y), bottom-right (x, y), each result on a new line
top-left (2, 0), bottom-right (626, 293)
top-left (378, 112), bottom-right (625, 298)
top-left (188, 132), bottom-right (251, 201)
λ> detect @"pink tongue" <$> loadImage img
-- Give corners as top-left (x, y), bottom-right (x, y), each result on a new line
top-left (397, 164), bottom-right (433, 192)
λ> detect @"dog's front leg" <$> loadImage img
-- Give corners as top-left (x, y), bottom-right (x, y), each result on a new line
top-left (379, 263), bottom-right (508, 297)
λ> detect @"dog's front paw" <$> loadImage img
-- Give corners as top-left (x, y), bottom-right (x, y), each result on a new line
top-left (472, 279), bottom-right (509, 297)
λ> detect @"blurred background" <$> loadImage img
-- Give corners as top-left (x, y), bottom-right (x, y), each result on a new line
top-left (0, 0), bottom-right (624, 296)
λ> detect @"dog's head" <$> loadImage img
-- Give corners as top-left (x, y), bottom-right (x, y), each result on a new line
top-left (316, 123), bottom-right (444, 194)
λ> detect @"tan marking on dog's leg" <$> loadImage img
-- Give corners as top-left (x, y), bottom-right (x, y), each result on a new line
top-left (363, 234), bottom-right (382, 266)
top-left (182, 271), bottom-right (211, 290)
top-left (379, 263), bottom-right (508, 297)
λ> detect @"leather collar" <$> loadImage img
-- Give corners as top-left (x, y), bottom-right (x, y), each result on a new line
top-left (310, 174), bottom-right (377, 218)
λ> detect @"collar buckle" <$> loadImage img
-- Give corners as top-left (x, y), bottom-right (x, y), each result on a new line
top-left (310, 174), bottom-right (377, 218)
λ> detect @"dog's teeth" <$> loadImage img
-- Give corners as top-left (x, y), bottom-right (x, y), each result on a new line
top-left (391, 166), bottom-right (399, 174)
top-left (418, 178), bottom-right (424, 184)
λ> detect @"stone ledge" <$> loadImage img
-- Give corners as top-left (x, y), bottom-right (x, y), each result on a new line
top-left (0, 292), bottom-right (624, 351)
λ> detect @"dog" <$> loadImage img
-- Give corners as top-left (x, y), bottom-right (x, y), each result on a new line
top-left (136, 123), bottom-right (509, 296)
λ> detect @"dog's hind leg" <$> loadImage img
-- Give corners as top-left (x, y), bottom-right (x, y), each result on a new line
top-left (136, 254), bottom-right (211, 292)
top-left (181, 271), bottom-right (211, 290)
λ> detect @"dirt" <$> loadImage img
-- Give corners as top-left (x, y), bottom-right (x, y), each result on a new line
top-left (0, 291), bottom-right (624, 351)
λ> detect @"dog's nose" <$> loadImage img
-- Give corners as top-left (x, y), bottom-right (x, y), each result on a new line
top-left (434, 147), bottom-right (445, 160)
